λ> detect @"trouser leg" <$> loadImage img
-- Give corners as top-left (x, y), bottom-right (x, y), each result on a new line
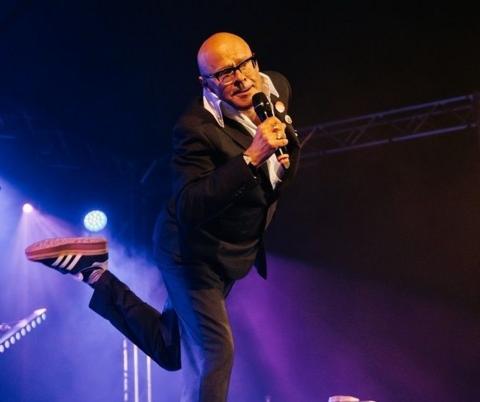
top-left (88, 270), bottom-right (180, 371)
top-left (160, 264), bottom-right (235, 402)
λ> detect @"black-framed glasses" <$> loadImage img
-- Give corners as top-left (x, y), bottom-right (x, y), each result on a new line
top-left (202, 54), bottom-right (257, 85)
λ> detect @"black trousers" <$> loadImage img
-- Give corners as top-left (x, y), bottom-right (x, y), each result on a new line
top-left (89, 265), bottom-right (235, 402)
top-left (89, 270), bottom-right (180, 370)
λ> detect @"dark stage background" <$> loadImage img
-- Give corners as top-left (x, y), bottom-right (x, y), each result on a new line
top-left (0, 2), bottom-right (479, 401)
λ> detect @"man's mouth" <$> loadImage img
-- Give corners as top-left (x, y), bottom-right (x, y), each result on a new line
top-left (233, 85), bottom-right (253, 96)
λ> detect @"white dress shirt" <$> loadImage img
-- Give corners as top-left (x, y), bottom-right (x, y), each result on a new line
top-left (202, 72), bottom-right (284, 189)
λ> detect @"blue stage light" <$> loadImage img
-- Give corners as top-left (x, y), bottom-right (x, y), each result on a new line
top-left (83, 210), bottom-right (108, 232)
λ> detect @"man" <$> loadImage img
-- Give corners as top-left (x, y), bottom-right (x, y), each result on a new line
top-left (25, 32), bottom-right (300, 401)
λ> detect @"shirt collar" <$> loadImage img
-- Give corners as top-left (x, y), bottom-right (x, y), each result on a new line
top-left (202, 72), bottom-right (280, 128)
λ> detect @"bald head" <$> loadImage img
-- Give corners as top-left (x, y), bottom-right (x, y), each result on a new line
top-left (197, 32), bottom-right (253, 76)
top-left (196, 32), bottom-right (262, 114)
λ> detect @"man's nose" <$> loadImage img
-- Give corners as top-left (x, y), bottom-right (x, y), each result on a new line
top-left (233, 69), bottom-right (248, 84)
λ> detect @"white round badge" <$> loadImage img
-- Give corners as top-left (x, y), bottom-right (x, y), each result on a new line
top-left (275, 101), bottom-right (285, 114)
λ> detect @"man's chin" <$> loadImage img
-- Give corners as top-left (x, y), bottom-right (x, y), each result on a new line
top-left (230, 92), bottom-right (255, 109)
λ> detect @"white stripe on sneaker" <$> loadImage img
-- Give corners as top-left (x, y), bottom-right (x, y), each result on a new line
top-left (52, 255), bottom-right (65, 267)
top-left (66, 254), bottom-right (82, 271)
top-left (60, 254), bottom-right (74, 268)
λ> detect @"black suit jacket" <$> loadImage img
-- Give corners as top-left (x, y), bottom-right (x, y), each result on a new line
top-left (153, 71), bottom-right (300, 280)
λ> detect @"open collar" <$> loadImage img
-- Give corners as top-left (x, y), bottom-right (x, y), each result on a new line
top-left (202, 72), bottom-right (280, 128)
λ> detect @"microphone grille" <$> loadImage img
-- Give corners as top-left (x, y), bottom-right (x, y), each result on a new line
top-left (252, 92), bottom-right (269, 109)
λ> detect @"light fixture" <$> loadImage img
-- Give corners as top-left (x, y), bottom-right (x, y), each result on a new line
top-left (22, 203), bottom-right (34, 213)
top-left (83, 210), bottom-right (108, 232)
top-left (0, 308), bottom-right (47, 353)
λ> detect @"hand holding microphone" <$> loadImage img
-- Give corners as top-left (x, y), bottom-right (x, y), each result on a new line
top-left (243, 92), bottom-right (290, 169)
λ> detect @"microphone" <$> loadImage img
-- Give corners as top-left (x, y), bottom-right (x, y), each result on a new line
top-left (252, 92), bottom-right (289, 168)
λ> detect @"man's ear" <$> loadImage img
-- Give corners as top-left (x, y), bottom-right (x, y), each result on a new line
top-left (198, 76), bottom-right (208, 88)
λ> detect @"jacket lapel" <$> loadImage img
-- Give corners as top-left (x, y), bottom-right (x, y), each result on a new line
top-left (270, 94), bottom-right (300, 148)
top-left (221, 117), bottom-right (252, 150)
top-left (222, 117), bottom-right (272, 187)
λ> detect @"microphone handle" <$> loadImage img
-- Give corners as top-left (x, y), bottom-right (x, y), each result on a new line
top-left (252, 93), bottom-right (289, 168)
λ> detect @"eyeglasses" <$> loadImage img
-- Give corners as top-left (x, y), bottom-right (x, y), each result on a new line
top-left (203, 54), bottom-right (257, 85)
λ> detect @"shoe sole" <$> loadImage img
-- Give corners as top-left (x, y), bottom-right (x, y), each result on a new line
top-left (25, 237), bottom-right (108, 261)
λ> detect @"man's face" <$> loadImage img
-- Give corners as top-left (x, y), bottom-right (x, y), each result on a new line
top-left (199, 38), bottom-right (262, 111)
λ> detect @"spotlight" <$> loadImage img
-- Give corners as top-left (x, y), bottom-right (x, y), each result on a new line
top-left (22, 203), bottom-right (34, 213)
top-left (83, 210), bottom-right (108, 232)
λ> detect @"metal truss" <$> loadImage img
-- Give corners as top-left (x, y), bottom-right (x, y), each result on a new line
top-left (3, 94), bottom-right (479, 167)
top-left (0, 112), bottom-right (24, 140)
top-left (0, 308), bottom-right (47, 353)
top-left (299, 94), bottom-right (480, 161)
top-left (0, 111), bottom-right (95, 170)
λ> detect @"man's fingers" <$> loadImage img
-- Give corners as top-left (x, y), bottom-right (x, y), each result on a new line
top-left (277, 153), bottom-right (290, 169)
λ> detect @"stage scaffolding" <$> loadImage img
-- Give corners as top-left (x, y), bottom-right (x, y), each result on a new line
top-left (2, 93), bottom-right (479, 163)
top-left (299, 94), bottom-right (480, 164)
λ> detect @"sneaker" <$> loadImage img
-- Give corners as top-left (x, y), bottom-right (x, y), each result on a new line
top-left (25, 237), bottom-right (108, 280)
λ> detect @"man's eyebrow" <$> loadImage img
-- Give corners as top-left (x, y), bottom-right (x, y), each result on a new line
top-left (217, 63), bottom-right (236, 71)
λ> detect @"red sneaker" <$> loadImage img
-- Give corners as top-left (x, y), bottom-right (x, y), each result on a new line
top-left (25, 237), bottom-right (108, 278)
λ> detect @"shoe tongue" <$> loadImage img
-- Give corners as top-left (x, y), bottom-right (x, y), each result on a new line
top-left (85, 267), bottom-right (106, 285)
